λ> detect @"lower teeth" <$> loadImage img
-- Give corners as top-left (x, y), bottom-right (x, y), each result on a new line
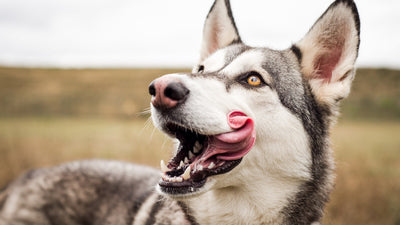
top-left (161, 163), bottom-right (192, 183)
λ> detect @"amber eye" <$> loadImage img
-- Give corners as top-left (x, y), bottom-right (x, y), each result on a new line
top-left (247, 75), bottom-right (262, 86)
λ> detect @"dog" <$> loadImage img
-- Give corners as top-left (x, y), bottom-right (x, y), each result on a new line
top-left (0, 0), bottom-right (360, 224)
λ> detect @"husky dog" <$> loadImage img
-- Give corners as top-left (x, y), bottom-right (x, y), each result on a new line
top-left (0, 0), bottom-right (360, 224)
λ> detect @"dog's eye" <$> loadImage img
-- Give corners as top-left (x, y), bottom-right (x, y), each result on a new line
top-left (247, 75), bottom-right (262, 86)
top-left (237, 71), bottom-right (267, 88)
top-left (244, 72), bottom-right (266, 87)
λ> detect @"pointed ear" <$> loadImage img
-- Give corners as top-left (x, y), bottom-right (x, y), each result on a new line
top-left (295, 0), bottom-right (360, 105)
top-left (199, 0), bottom-right (242, 61)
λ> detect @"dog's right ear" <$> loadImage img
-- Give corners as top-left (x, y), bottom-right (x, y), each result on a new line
top-left (199, 0), bottom-right (242, 62)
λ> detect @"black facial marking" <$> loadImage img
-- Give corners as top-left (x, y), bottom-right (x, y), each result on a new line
top-left (197, 65), bottom-right (205, 73)
top-left (290, 45), bottom-right (302, 63)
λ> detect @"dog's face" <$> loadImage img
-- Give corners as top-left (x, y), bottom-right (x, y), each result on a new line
top-left (150, 0), bottom-right (360, 198)
top-left (151, 46), bottom-right (311, 197)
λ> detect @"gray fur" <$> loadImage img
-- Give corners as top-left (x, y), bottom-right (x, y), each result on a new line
top-left (0, 160), bottom-right (192, 225)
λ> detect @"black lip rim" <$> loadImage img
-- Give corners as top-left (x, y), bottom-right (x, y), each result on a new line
top-left (158, 159), bottom-right (242, 195)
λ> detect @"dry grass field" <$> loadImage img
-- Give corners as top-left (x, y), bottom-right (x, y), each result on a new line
top-left (0, 67), bottom-right (399, 224)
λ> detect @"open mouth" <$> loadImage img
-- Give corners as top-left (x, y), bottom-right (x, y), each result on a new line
top-left (158, 111), bottom-right (256, 195)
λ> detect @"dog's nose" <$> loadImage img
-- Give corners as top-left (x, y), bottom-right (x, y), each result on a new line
top-left (149, 77), bottom-right (189, 109)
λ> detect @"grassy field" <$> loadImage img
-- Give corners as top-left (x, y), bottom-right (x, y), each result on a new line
top-left (0, 67), bottom-right (399, 224)
top-left (325, 121), bottom-right (400, 225)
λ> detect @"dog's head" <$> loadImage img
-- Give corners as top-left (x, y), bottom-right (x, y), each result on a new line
top-left (150, 0), bottom-right (360, 198)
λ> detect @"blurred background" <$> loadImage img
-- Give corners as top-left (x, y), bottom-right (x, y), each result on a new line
top-left (0, 0), bottom-right (399, 224)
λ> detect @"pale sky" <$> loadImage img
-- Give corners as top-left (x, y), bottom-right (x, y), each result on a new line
top-left (0, 0), bottom-right (399, 69)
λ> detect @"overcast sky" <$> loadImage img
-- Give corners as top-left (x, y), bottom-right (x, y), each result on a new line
top-left (0, 0), bottom-right (399, 69)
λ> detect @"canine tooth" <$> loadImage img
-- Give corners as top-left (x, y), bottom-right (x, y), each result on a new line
top-left (160, 160), bottom-right (171, 173)
top-left (193, 141), bottom-right (202, 154)
top-left (182, 166), bottom-right (191, 180)
top-left (184, 157), bottom-right (189, 164)
top-left (208, 162), bottom-right (215, 169)
top-left (176, 177), bottom-right (183, 182)
top-left (198, 165), bottom-right (203, 171)
top-left (179, 160), bottom-right (185, 168)
top-left (188, 151), bottom-right (195, 160)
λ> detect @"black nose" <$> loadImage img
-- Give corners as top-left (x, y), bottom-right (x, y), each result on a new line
top-left (164, 82), bottom-right (190, 101)
top-left (149, 81), bottom-right (189, 101)
top-left (149, 78), bottom-right (190, 109)
top-left (149, 81), bottom-right (156, 96)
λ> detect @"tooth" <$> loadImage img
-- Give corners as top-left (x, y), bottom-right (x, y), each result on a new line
top-left (184, 157), bottom-right (189, 164)
top-left (176, 177), bottom-right (183, 182)
top-left (160, 160), bottom-right (171, 173)
top-left (193, 141), bottom-right (202, 154)
top-left (188, 151), bottom-right (195, 160)
top-left (179, 161), bottom-right (185, 168)
top-left (208, 162), bottom-right (215, 169)
top-left (181, 166), bottom-right (191, 180)
top-left (198, 165), bottom-right (203, 171)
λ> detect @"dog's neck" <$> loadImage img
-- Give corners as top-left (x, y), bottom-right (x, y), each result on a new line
top-left (184, 176), bottom-right (303, 225)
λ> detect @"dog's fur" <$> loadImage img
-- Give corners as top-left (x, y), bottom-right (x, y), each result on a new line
top-left (0, 0), bottom-right (360, 224)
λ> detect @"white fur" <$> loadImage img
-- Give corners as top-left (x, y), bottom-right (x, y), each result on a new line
top-left (198, 48), bottom-right (227, 73)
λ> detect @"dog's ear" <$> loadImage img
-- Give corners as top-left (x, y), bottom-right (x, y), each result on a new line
top-left (295, 0), bottom-right (360, 105)
top-left (199, 0), bottom-right (242, 61)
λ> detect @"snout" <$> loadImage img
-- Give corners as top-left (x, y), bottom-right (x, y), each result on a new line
top-left (149, 76), bottom-right (190, 110)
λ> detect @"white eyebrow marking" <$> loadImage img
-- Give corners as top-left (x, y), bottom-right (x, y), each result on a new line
top-left (201, 49), bottom-right (227, 73)
top-left (222, 50), bottom-right (272, 84)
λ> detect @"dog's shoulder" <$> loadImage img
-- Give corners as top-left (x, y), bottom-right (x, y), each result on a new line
top-left (0, 160), bottom-right (191, 225)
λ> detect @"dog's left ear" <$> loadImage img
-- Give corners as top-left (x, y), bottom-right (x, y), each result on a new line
top-left (199, 0), bottom-right (242, 61)
top-left (295, 0), bottom-right (360, 105)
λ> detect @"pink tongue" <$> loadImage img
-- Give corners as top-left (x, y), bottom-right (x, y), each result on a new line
top-left (203, 111), bottom-right (256, 161)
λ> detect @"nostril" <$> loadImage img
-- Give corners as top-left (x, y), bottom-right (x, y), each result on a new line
top-left (149, 81), bottom-right (156, 96)
top-left (164, 82), bottom-right (190, 101)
